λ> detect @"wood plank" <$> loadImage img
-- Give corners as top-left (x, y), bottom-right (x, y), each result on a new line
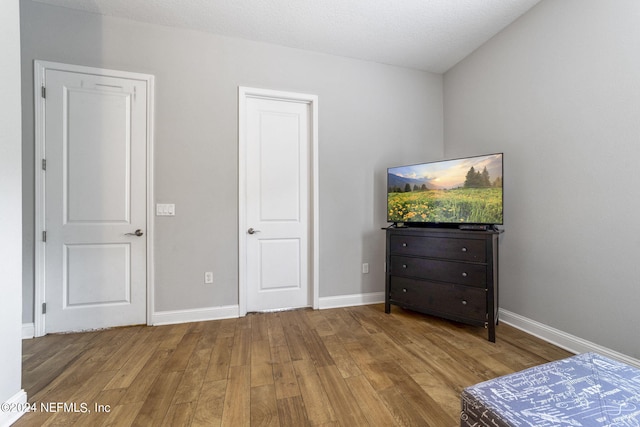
top-left (150, 323), bottom-right (190, 351)
top-left (276, 396), bottom-right (310, 427)
top-left (379, 360), bottom-right (457, 426)
top-left (316, 365), bottom-right (368, 425)
top-left (191, 379), bottom-right (227, 427)
top-left (220, 365), bottom-right (250, 426)
top-left (378, 386), bottom-right (438, 427)
top-left (163, 332), bottom-right (201, 372)
top-left (281, 323), bottom-right (312, 362)
top-left (119, 349), bottom-right (174, 404)
top-left (130, 371), bottom-right (181, 426)
top-left (272, 359), bottom-right (300, 400)
top-left (250, 313), bottom-right (270, 341)
top-left (99, 327), bottom-right (155, 373)
top-left (250, 339), bottom-right (274, 388)
top-left (321, 334), bottom-right (361, 378)
top-left (297, 315), bottom-right (335, 367)
top-left (304, 309), bottom-right (335, 337)
top-left (217, 318), bottom-right (238, 338)
top-left (292, 359), bottom-right (336, 425)
top-left (161, 401), bottom-right (196, 427)
top-left (204, 335), bottom-right (233, 382)
top-left (230, 328), bottom-right (251, 367)
top-left (412, 371), bottom-right (462, 419)
top-left (266, 313), bottom-right (287, 348)
top-left (194, 320), bottom-right (220, 351)
top-left (172, 348), bottom-right (212, 404)
top-left (250, 384), bottom-right (279, 427)
top-left (344, 374), bottom-right (397, 426)
top-left (21, 342), bottom-right (91, 399)
top-left (103, 341), bottom-right (160, 390)
top-left (343, 341), bottom-right (394, 391)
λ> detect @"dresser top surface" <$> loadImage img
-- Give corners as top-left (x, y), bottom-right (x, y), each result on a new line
top-left (385, 226), bottom-right (502, 238)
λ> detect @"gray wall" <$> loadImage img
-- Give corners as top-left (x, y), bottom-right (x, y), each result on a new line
top-left (444, 0), bottom-right (640, 358)
top-left (1, 0), bottom-right (23, 414)
top-left (21, 1), bottom-right (443, 321)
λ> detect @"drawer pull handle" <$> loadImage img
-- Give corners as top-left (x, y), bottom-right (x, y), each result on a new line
top-left (461, 300), bottom-right (467, 305)
top-left (462, 272), bottom-right (468, 277)
top-left (403, 288), bottom-right (407, 293)
top-left (402, 243), bottom-right (407, 247)
top-left (461, 247), bottom-right (467, 252)
top-left (402, 264), bottom-right (407, 268)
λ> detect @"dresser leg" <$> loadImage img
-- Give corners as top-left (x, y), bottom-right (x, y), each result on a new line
top-left (488, 324), bottom-right (496, 343)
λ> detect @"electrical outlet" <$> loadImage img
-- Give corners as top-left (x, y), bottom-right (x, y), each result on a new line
top-left (204, 272), bottom-right (214, 284)
top-left (362, 263), bottom-right (369, 274)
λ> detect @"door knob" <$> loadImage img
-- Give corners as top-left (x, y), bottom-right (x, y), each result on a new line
top-left (125, 229), bottom-right (144, 236)
top-left (247, 227), bottom-right (261, 235)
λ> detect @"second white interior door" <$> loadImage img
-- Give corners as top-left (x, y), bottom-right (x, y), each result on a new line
top-left (40, 63), bottom-right (149, 333)
top-left (244, 94), bottom-right (311, 312)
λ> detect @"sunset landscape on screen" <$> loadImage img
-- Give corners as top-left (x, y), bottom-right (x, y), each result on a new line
top-left (387, 153), bottom-right (503, 224)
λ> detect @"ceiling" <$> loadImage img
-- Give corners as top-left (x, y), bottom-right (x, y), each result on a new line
top-left (31, 0), bottom-right (541, 73)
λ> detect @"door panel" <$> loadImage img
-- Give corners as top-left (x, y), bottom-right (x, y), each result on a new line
top-left (65, 243), bottom-right (131, 306)
top-left (258, 113), bottom-right (301, 221)
top-left (44, 68), bottom-right (147, 333)
top-left (65, 88), bottom-right (131, 223)
top-left (245, 96), bottom-right (311, 311)
top-left (259, 239), bottom-right (301, 290)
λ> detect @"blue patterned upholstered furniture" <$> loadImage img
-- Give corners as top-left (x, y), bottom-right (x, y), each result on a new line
top-left (461, 353), bottom-right (640, 427)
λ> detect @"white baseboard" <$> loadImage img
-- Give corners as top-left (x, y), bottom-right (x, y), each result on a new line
top-left (22, 323), bottom-right (34, 340)
top-left (318, 292), bottom-right (385, 309)
top-left (152, 294), bottom-right (385, 324)
top-left (499, 308), bottom-right (640, 368)
top-left (151, 305), bottom-right (239, 326)
top-left (0, 389), bottom-right (27, 427)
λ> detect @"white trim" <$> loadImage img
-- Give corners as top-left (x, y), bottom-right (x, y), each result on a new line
top-left (151, 305), bottom-right (239, 326)
top-left (0, 389), bottom-right (27, 427)
top-left (238, 86), bottom-right (319, 317)
top-left (319, 292), bottom-right (385, 310)
top-left (145, 73), bottom-right (156, 328)
top-left (33, 61), bottom-right (155, 337)
top-left (22, 323), bottom-right (34, 340)
top-left (499, 308), bottom-right (640, 368)
top-left (34, 61), bottom-right (46, 337)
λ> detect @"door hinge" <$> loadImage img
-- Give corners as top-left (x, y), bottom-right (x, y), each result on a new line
top-left (41, 86), bottom-right (46, 99)
top-left (42, 302), bottom-right (47, 314)
top-left (42, 159), bottom-right (46, 171)
top-left (42, 231), bottom-right (47, 242)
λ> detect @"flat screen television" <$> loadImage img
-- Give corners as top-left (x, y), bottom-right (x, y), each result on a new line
top-left (387, 153), bottom-right (503, 227)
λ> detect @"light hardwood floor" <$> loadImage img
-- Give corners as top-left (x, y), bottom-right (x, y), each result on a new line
top-left (16, 304), bottom-right (571, 426)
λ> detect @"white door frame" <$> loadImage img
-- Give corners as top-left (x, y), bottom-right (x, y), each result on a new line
top-left (33, 60), bottom-right (155, 337)
top-left (238, 86), bottom-right (319, 316)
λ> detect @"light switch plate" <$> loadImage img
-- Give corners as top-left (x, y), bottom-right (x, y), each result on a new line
top-left (156, 203), bottom-right (175, 216)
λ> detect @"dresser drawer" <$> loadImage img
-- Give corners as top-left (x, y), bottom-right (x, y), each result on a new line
top-left (389, 235), bottom-right (486, 262)
top-left (390, 255), bottom-right (486, 287)
top-left (389, 277), bottom-right (486, 323)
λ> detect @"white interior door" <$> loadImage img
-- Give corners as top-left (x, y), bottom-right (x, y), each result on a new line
top-left (241, 91), bottom-right (315, 312)
top-left (41, 66), bottom-right (149, 333)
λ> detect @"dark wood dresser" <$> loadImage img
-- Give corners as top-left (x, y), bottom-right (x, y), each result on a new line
top-left (384, 226), bottom-right (500, 342)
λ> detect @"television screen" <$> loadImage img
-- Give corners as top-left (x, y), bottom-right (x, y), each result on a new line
top-left (387, 153), bottom-right (503, 225)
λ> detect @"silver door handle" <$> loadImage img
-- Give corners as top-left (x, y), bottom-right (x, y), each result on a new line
top-left (247, 227), bottom-right (261, 235)
top-left (125, 229), bottom-right (144, 236)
